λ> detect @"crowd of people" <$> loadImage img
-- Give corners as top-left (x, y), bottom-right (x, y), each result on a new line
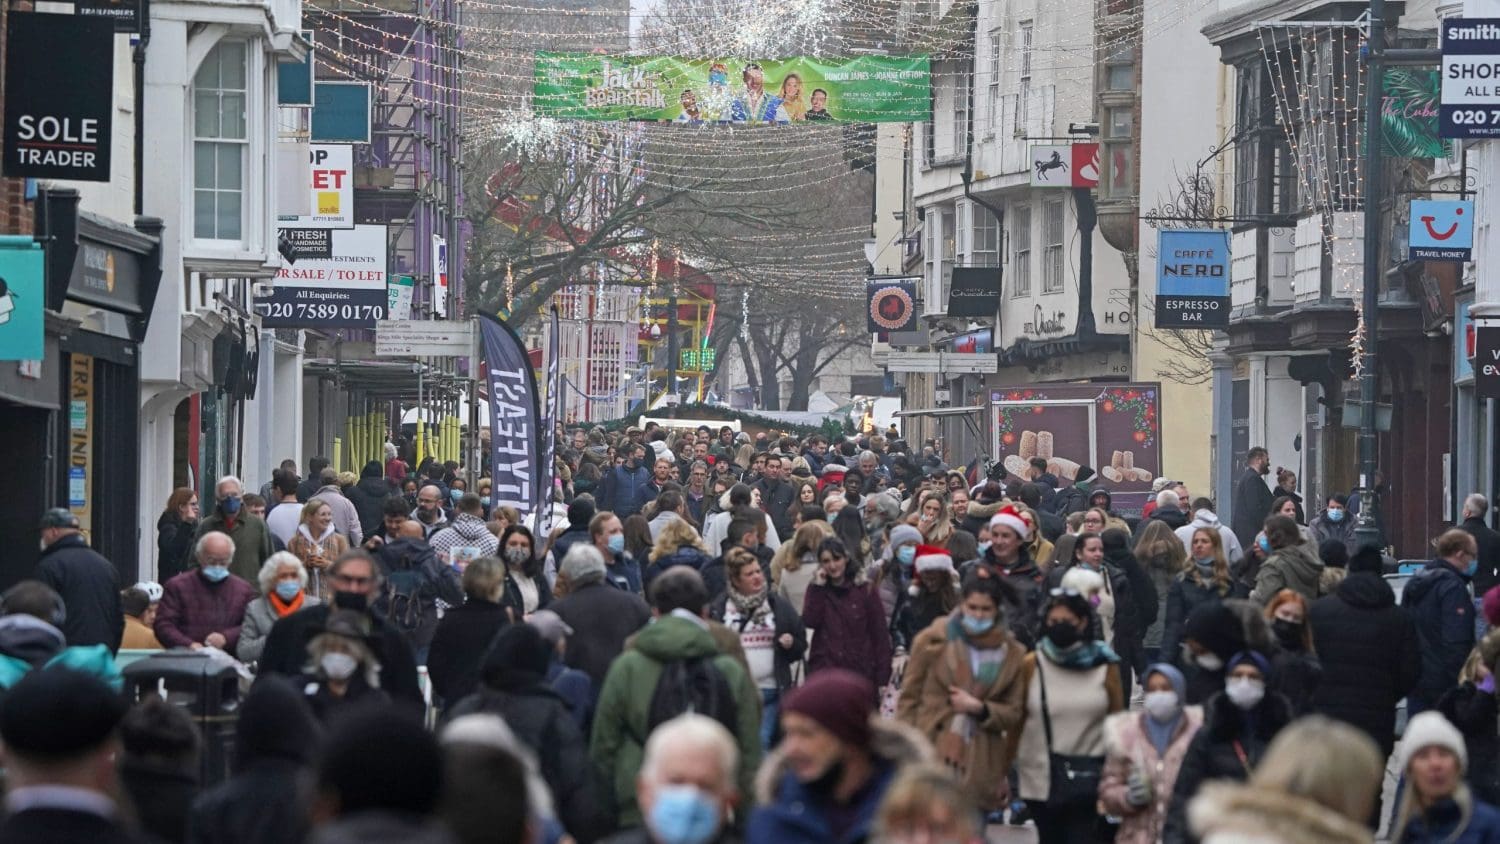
top-left (9, 422), bottom-right (1500, 844)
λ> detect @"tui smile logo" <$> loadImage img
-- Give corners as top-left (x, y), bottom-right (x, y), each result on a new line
top-left (1422, 206), bottom-right (1463, 240)
top-left (1408, 199), bottom-right (1473, 263)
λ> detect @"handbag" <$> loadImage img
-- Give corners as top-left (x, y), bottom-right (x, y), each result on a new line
top-left (1035, 657), bottom-right (1106, 807)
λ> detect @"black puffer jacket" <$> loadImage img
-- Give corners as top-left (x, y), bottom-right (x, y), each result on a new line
top-left (1160, 572), bottom-right (1248, 667)
top-left (346, 475), bottom-right (396, 541)
top-left (1308, 572), bottom-right (1420, 757)
top-left (446, 625), bottom-right (612, 843)
top-left (1163, 690), bottom-right (1294, 844)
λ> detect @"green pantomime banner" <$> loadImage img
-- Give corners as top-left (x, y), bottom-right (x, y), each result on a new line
top-left (532, 52), bottom-right (931, 124)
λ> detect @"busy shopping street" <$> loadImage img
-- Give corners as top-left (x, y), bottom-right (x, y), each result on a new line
top-left (4, 0), bottom-right (1500, 841)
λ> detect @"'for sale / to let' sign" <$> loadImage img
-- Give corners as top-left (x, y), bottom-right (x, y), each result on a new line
top-left (1442, 18), bottom-right (1500, 138)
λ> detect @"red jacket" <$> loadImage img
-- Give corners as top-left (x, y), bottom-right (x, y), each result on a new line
top-left (154, 570), bottom-right (257, 651)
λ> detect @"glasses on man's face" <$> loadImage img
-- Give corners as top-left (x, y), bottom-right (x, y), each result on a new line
top-left (418, 497), bottom-right (440, 506)
top-left (332, 573), bottom-right (373, 587)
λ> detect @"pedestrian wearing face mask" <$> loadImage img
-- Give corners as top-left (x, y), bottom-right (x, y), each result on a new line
top-left (1012, 590), bottom-right (1125, 844)
top-left (1309, 493), bottom-right (1358, 559)
top-left (601, 714), bottom-right (742, 844)
top-left (873, 524), bottom-right (922, 645)
top-left (298, 610), bottom-right (391, 722)
top-left (255, 552), bottom-right (424, 714)
top-left (195, 475), bottom-right (275, 582)
top-left (1161, 650), bottom-right (1293, 844)
top-left (154, 531), bottom-right (257, 652)
top-left (1406, 530), bottom-right (1482, 716)
top-left (1263, 590), bottom-right (1322, 714)
top-left (1099, 664), bottom-right (1204, 844)
top-left (897, 567), bottom-right (1025, 816)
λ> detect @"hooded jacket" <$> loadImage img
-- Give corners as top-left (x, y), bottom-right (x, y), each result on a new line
top-left (1187, 781), bottom-right (1372, 844)
top-left (589, 614), bottom-right (762, 828)
top-left (187, 676), bottom-right (321, 844)
top-left (975, 544), bottom-right (1048, 647)
top-left (346, 472), bottom-right (395, 541)
top-left (447, 626), bottom-right (612, 842)
top-left (1308, 572), bottom-right (1419, 756)
top-left (0, 615), bottom-right (122, 690)
top-left (1100, 705), bottom-right (1205, 844)
top-left (747, 719), bottom-right (932, 844)
top-left (1250, 543), bottom-right (1325, 605)
top-left (1163, 691), bottom-right (1294, 844)
top-left (1176, 510), bottom-right (1244, 565)
top-left (428, 513), bottom-right (499, 566)
top-left (1403, 559), bottom-right (1477, 708)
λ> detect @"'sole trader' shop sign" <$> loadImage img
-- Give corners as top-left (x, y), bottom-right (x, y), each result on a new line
top-left (4, 13), bottom-right (114, 182)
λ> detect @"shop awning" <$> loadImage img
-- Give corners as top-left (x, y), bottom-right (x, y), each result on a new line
top-left (894, 405), bottom-right (984, 418)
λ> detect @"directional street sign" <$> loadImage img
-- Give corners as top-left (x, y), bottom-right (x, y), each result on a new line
top-left (375, 319), bottom-right (474, 357)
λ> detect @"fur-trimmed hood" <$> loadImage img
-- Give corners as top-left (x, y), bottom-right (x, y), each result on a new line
top-left (753, 716), bottom-right (932, 804)
top-left (1188, 781), bottom-right (1372, 844)
top-left (966, 500), bottom-right (1006, 522)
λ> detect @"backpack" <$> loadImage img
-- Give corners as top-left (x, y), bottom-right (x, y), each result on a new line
top-left (376, 544), bottom-right (432, 634)
top-left (646, 656), bottom-right (738, 735)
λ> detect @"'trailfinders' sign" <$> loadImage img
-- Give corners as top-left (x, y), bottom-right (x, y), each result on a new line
top-left (1475, 326), bottom-right (1500, 399)
top-left (4, 13), bottom-right (114, 181)
top-left (478, 314), bottom-right (542, 518)
top-left (1408, 199), bottom-right (1475, 261)
top-left (1441, 18), bottom-right (1500, 138)
top-left (1155, 229), bottom-right (1231, 329)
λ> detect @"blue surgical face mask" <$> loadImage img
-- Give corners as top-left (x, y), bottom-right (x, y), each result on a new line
top-left (896, 545), bottom-right (916, 567)
top-left (450, 489), bottom-right (463, 502)
top-left (607, 533), bottom-right (626, 554)
top-left (220, 496), bottom-right (242, 515)
top-left (960, 613), bottom-right (995, 635)
top-left (1326, 507), bottom-right (1344, 523)
top-left (647, 785), bottom-right (721, 844)
top-left (201, 565), bottom-right (230, 583)
top-left (978, 540), bottom-right (992, 555)
top-left (1467, 558), bottom-right (1480, 578)
top-left (274, 580), bottom-right (301, 601)
top-left (1257, 535), bottom-right (1272, 554)
top-left (1194, 556), bottom-right (1215, 568)
top-left (481, 496), bottom-right (491, 507)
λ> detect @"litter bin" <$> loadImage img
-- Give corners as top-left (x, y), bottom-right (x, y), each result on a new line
top-left (121, 650), bottom-right (241, 786)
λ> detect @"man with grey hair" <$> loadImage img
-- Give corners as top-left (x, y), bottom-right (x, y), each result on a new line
top-left (153, 530), bottom-right (256, 652)
top-left (856, 450), bottom-right (889, 482)
top-left (1460, 492), bottom-right (1500, 603)
top-left (863, 488), bottom-right (902, 560)
top-left (550, 543), bottom-right (651, 687)
top-left (1137, 488), bottom-right (1189, 540)
top-left (605, 714), bottom-right (741, 844)
top-left (195, 475), bottom-right (274, 581)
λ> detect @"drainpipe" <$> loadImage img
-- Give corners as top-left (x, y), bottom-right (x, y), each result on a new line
top-left (134, 0), bottom-right (151, 216)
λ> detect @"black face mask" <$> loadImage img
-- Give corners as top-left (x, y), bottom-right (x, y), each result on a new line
top-left (333, 591), bottom-right (370, 612)
top-left (1272, 618), bottom-right (1304, 649)
top-left (1044, 621), bottom-right (1082, 649)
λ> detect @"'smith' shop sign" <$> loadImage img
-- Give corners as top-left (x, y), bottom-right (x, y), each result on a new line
top-left (3, 13), bottom-right (114, 181)
top-left (1441, 18), bottom-right (1500, 138)
top-left (1155, 229), bottom-right (1230, 329)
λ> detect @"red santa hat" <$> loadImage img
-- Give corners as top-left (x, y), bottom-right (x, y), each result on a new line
top-left (910, 544), bottom-right (956, 596)
top-left (989, 504), bottom-right (1034, 541)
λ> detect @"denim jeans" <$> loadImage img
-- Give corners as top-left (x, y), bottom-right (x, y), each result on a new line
top-left (760, 688), bottom-right (780, 750)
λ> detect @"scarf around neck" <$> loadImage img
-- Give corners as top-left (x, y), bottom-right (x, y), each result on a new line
top-left (268, 589), bottom-right (305, 617)
top-left (1038, 636), bottom-right (1120, 669)
top-left (1144, 710), bottom-right (1183, 757)
top-left (727, 584), bottom-right (771, 625)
